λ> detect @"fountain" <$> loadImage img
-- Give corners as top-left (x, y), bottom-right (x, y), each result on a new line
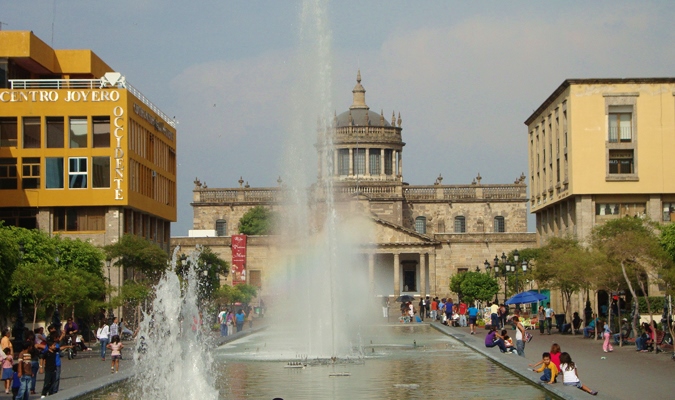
top-left (83, 1), bottom-right (552, 399)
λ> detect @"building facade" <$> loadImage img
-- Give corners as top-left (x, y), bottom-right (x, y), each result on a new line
top-left (175, 72), bottom-right (535, 301)
top-left (526, 78), bottom-right (675, 245)
top-left (0, 31), bottom-right (177, 302)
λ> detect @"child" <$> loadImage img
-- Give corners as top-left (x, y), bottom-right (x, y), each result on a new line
top-left (500, 330), bottom-right (516, 353)
top-left (2, 348), bottom-right (13, 394)
top-left (16, 343), bottom-right (33, 400)
top-left (40, 339), bottom-right (57, 397)
top-left (559, 352), bottom-right (598, 396)
top-left (11, 364), bottom-right (20, 400)
top-left (107, 335), bottom-right (124, 373)
top-left (531, 352), bottom-right (558, 384)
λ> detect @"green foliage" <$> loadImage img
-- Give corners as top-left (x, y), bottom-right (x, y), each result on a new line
top-left (636, 296), bottom-right (666, 314)
top-left (1, 224), bottom-right (107, 323)
top-left (238, 206), bottom-right (278, 235)
top-left (214, 283), bottom-right (258, 305)
top-left (104, 234), bottom-right (169, 281)
top-left (450, 271), bottom-right (498, 304)
top-left (532, 237), bottom-right (599, 316)
top-left (56, 237), bottom-right (105, 277)
top-left (176, 247), bottom-right (230, 304)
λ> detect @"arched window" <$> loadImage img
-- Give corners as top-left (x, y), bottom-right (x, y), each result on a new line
top-left (494, 216), bottom-right (505, 233)
top-left (415, 216), bottom-right (426, 234)
top-left (215, 219), bottom-right (227, 236)
top-left (454, 216), bottom-right (466, 233)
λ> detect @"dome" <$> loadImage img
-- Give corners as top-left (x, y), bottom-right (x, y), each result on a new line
top-left (335, 109), bottom-right (391, 127)
top-left (334, 70), bottom-right (392, 128)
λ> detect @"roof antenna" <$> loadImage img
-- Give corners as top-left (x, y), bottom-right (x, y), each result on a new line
top-left (51, 0), bottom-right (57, 45)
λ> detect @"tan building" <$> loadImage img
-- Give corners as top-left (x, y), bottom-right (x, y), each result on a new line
top-left (174, 72), bottom-right (535, 301)
top-left (526, 78), bottom-right (675, 313)
top-left (526, 78), bottom-right (675, 244)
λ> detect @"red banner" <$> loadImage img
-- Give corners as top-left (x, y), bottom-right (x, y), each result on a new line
top-left (231, 234), bottom-right (247, 285)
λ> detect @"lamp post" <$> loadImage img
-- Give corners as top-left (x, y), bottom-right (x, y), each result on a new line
top-left (484, 252), bottom-right (513, 304)
top-left (106, 259), bottom-right (114, 324)
top-left (52, 252), bottom-right (61, 332)
top-left (13, 243), bottom-right (26, 342)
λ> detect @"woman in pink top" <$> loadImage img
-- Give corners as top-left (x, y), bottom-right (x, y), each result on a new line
top-left (106, 335), bottom-right (124, 373)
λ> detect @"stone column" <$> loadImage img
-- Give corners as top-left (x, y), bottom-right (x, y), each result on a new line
top-left (380, 148), bottom-right (385, 177)
top-left (368, 253), bottom-right (375, 295)
top-left (393, 253), bottom-right (400, 297)
top-left (349, 148), bottom-right (354, 176)
top-left (333, 149), bottom-right (338, 176)
top-left (365, 148), bottom-right (370, 176)
top-left (429, 252), bottom-right (436, 296)
top-left (398, 151), bottom-right (403, 177)
top-left (420, 252), bottom-right (427, 298)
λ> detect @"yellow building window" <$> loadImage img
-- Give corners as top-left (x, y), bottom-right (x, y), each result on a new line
top-left (23, 117), bottom-right (41, 148)
top-left (53, 207), bottom-right (106, 231)
top-left (0, 117), bottom-right (18, 147)
top-left (21, 157), bottom-right (40, 189)
top-left (69, 117), bottom-right (87, 148)
top-left (46, 117), bottom-right (65, 148)
top-left (0, 158), bottom-right (18, 189)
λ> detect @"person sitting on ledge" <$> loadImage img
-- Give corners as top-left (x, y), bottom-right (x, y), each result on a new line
top-left (484, 326), bottom-right (508, 353)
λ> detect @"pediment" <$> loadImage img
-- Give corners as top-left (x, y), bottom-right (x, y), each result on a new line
top-left (370, 217), bottom-right (436, 245)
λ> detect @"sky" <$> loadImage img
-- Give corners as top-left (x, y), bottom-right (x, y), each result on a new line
top-left (3, 0), bottom-right (675, 235)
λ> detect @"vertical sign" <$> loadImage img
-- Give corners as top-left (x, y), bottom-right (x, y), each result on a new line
top-left (231, 234), bottom-right (247, 285)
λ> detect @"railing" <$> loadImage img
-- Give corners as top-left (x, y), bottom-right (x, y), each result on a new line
top-left (9, 78), bottom-right (176, 128)
top-left (196, 188), bottom-right (284, 203)
top-left (443, 186), bottom-right (476, 200)
top-left (608, 126), bottom-right (632, 143)
top-left (403, 187), bottom-right (436, 200)
top-left (483, 186), bottom-right (525, 199)
top-left (10, 79), bottom-right (102, 89)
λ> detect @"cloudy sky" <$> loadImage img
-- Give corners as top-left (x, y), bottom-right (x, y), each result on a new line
top-left (4, 0), bottom-right (674, 235)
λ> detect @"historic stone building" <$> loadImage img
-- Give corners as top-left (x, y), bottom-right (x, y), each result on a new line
top-left (173, 72), bottom-right (535, 301)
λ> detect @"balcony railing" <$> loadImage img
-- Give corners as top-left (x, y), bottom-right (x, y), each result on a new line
top-left (9, 78), bottom-right (176, 128)
top-left (608, 126), bottom-right (632, 143)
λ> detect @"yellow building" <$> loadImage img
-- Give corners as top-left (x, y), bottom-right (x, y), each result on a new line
top-left (0, 31), bottom-right (177, 252)
top-left (526, 78), bottom-right (675, 245)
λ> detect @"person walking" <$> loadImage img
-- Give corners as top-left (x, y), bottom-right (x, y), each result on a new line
top-left (538, 306), bottom-right (546, 334)
top-left (218, 308), bottom-right (228, 336)
top-left (602, 320), bottom-right (614, 353)
top-left (545, 303), bottom-right (555, 335)
top-left (468, 303), bottom-right (479, 334)
top-left (489, 302), bottom-right (499, 329)
top-left (458, 300), bottom-right (467, 327)
top-left (235, 309), bottom-right (245, 333)
top-left (96, 320), bottom-right (110, 361)
top-left (16, 343), bottom-right (33, 400)
top-left (109, 317), bottom-right (119, 339)
top-left (107, 335), bottom-right (123, 373)
top-left (513, 316), bottom-right (526, 357)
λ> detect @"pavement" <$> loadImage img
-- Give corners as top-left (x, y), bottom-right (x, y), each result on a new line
top-left (4, 320), bottom-right (671, 400)
top-left (433, 321), bottom-right (674, 400)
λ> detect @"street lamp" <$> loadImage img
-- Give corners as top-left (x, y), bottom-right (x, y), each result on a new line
top-left (106, 259), bottom-right (115, 324)
top-left (13, 243), bottom-right (26, 342)
top-left (484, 252), bottom-right (512, 303)
top-left (52, 252), bottom-right (61, 332)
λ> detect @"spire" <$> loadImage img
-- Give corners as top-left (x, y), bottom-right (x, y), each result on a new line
top-left (380, 109), bottom-right (385, 125)
top-left (391, 111), bottom-right (396, 126)
top-left (350, 69), bottom-right (369, 110)
top-left (397, 112), bottom-right (402, 127)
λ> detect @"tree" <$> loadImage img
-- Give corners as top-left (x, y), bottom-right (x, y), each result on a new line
top-left (104, 234), bottom-right (169, 282)
top-left (238, 206), bottom-right (278, 235)
top-left (531, 237), bottom-right (598, 325)
top-left (592, 217), bottom-right (671, 336)
top-left (213, 284), bottom-right (258, 306)
top-left (11, 262), bottom-right (55, 328)
top-left (176, 246), bottom-right (230, 305)
top-left (450, 271), bottom-right (499, 304)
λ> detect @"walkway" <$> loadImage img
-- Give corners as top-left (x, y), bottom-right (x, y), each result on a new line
top-left (435, 322), bottom-right (674, 400)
